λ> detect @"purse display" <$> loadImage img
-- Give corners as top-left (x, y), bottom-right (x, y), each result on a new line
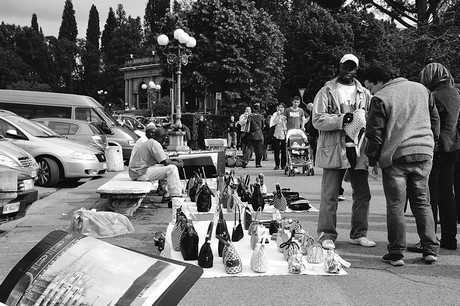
top-left (279, 231), bottom-right (300, 262)
top-left (288, 249), bottom-right (305, 274)
top-left (218, 235), bottom-right (242, 274)
top-left (248, 207), bottom-right (262, 236)
top-left (198, 221), bottom-right (214, 268)
top-left (215, 203), bottom-right (229, 239)
top-left (306, 232), bottom-right (326, 264)
top-left (180, 219), bottom-right (199, 260)
top-left (240, 175), bottom-right (252, 203)
top-left (276, 219), bottom-right (290, 253)
top-left (269, 209), bottom-right (281, 235)
top-left (231, 204), bottom-right (244, 242)
top-left (195, 183), bottom-right (214, 212)
top-left (152, 231), bottom-right (171, 258)
top-left (272, 183), bottom-right (287, 211)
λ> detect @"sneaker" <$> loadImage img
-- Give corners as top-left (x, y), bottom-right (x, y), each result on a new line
top-left (424, 254), bottom-right (438, 264)
top-left (350, 237), bottom-right (376, 247)
top-left (382, 253), bottom-right (405, 266)
top-left (322, 239), bottom-right (335, 249)
top-left (337, 195), bottom-right (346, 201)
top-left (256, 165), bottom-right (262, 168)
top-left (407, 241), bottom-right (423, 253)
top-left (274, 166), bottom-right (279, 170)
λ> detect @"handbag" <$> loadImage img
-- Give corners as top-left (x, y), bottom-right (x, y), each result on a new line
top-left (288, 197), bottom-right (311, 211)
top-left (186, 171), bottom-right (199, 200)
top-left (251, 234), bottom-right (268, 273)
top-left (152, 231), bottom-right (171, 258)
top-left (215, 202), bottom-right (229, 239)
top-left (288, 249), bottom-right (305, 274)
top-left (189, 176), bottom-right (202, 203)
top-left (243, 205), bottom-right (253, 230)
top-left (218, 235), bottom-right (242, 274)
top-left (171, 208), bottom-right (188, 251)
top-left (198, 221), bottom-right (214, 268)
top-left (227, 185), bottom-right (243, 213)
top-left (196, 184), bottom-right (214, 212)
top-left (248, 207), bottom-right (262, 236)
top-left (269, 208), bottom-right (281, 235)
top-left (300, 232), bottom-right (315, 255)
top-left (272, 183), bottom-right (287, 211)
top-left (250, 224), bottom-right (268, 250)
top-left (250, 179), bottom-right (265, 211)
top-left (240, 175), bottom-right (252, 203)
top-left (280, 231), bottom-right (300, 261)
top-left (180, 219), bottom-right (199, 260)
top-left (276, 219), bottom-right (290, 253)
top-left (231, 204), bottom-right (244, 242)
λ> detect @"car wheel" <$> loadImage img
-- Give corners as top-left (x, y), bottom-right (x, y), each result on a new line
top-left (36, 157), bottom-right (60, 187)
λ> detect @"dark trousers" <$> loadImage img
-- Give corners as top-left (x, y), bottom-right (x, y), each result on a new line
top-left (429, 151), bottom-right (458, 243)
top-left (272, 137), bottom-right (286, 168)
top-left (244, 139), bottom-right (263, 166)
top-left (454, 151), bottom-right (460, 222)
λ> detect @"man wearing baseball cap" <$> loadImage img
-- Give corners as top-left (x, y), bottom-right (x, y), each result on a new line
top-left (312, 53), bottom-right (375, 250)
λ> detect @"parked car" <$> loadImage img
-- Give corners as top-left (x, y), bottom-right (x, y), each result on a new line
top-left (0, 90), bottom-right (138, 162)
top-left (0, 135), bottom-right (38, 222)
top-left (117, 114), bottom-right (146, 139)
top-left (32, 118), bottom-right (108, 151)
top-left (0, 111), bottom-right (107, 187)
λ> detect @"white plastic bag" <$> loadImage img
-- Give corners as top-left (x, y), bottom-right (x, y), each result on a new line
top-left (68, 208), bottom-right (135, 238)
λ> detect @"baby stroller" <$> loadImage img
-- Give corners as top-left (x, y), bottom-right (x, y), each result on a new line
top-left (284, 129), bottom-right (314, 177)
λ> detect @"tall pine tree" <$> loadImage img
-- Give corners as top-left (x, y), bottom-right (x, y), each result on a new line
top-left (31, 14), bottom-right (39, 33)
top-left (81, 4), bottom-right (101, 96)
top-left (58, 0), bottom-right (78, 41)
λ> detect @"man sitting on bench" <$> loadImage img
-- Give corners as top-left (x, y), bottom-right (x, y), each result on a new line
top-left (129, 125), bottom-right (183, 206)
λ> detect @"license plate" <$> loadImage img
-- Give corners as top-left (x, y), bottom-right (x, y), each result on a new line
top-left (3, 202), bottom-right (20, 214)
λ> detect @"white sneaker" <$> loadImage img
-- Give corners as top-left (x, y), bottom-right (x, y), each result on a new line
top-left (337, 195), bottom-right (346, 201)
top-left (322, 239), bottom-right (335, 249)
top-left (350, 237), bottom-right (376, 247)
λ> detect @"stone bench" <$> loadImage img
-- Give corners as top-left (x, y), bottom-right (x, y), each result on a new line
top-left (96, 171), bottom-right (160, 217)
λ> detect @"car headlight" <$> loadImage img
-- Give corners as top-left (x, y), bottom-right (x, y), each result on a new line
top-left (0, 154), bottom-right (19, 168)
top-left (69, 152), bottom-right (97, 160)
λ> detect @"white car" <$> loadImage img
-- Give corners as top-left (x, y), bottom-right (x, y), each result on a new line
top-left (0, 111), bottom-right (107, 187)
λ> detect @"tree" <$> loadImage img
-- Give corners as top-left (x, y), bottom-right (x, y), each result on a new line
top-left (101, 4), bottom-right (144, 106)
top-left (357, 0), bottom-right (453, 27)
top-left (58, 0), bottom-right (78, 41)
top-left (81, 5), bottom-right (101, 96)
top-left (160, 0), bottom-right (285, 114)
top-left (101, 8), bottom-right (117, 55)
top-left (31, 14), bottom-right (39, 33)
top-left (144, 0), bottom-right (169, 34)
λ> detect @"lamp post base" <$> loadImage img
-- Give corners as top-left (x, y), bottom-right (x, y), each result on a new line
top-left (167, 130), bottom-right (190, 152)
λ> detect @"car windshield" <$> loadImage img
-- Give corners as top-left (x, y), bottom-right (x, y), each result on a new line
top-left (9, 116), bottom-right (60, 137)
top-left (94, 107), bottom-right (120, 127)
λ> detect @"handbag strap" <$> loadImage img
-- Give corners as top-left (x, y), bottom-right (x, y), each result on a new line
top-left (234, 204), bottom-right (241, 225)
top-left (244, 174), bottom-right (250, 187)
top-left (252, 206), bottom-right (262, 222)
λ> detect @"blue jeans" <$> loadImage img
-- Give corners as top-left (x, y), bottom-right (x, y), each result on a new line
top-left (317, 168), bottom-right (371, 241)
top-left (382, 159), bottom-right (439, 257)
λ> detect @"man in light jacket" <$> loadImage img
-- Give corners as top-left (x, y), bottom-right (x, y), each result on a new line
top-left (312, 54), bottom-right (375, 250)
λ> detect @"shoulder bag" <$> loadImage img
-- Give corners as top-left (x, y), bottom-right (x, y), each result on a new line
top-left (180, 219), bottom-right (200, 261)
top-left (198, 221), bottom-right (214, 268)
top-left (251, 233), bottom-right (268, 273)
top-left (250, 178), bottom-right (265, 211)
top-left (231, 204), bottom-right (244, 242)
top-left (152, 231), bottom-right (171, 258)
top-left (272, 183), bottom-right (287, 211)
top-left (218, 235), bottom-right (242, 274)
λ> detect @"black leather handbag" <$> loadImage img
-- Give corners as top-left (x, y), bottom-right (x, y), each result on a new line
top-left (250, 179), bottom-right (265, 211)
top-left (196, 183), bottom-right (214, 212)
top-left (231, 205), bottom-right (244, 242)
top-left (198, 221), bottom-right (214, 268)
top-left (180, 219), bottom-right (199, 261)
top-left (240, 175), bottom-right (253, 203)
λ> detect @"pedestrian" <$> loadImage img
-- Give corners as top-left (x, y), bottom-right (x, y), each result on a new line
top-left (406, 62), bottom-right (459, 251)
top-left (239, 103), bottom-right (265, 168)
top-left (227, 115), bottom-right (238, 149)
top-left (270, 103), bottom-right (287, 170)
top-left (312, 53), bottom-right (375, 250)
top-left (284, 96), bottom-right (307, 131)
top-left (128, 126), bottom-right (184, 207)
top-left (305, 102), bottom-right (318, 166)
top-left (238, 106), bottom-right (252, 162)
top-left (363, 64), bottom-right (440, 266)
top-left (262, 113), bottom-right (271, 161)
top-left (197, 115), bottom-right (207, 150)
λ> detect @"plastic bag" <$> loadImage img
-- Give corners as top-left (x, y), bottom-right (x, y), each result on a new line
top-left (68, 208), bottom-right (134, 238)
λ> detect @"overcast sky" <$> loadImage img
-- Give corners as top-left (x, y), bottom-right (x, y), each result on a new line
top-left (0, 0), bottom-right (148, 38)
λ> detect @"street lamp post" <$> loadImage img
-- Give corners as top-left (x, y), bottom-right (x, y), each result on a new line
top-left (157, 29), bottom-right (196, 152)
top-left (97, 90), bottom-right (110, 112)
top-left (142, 81), bottom-right (161, 119)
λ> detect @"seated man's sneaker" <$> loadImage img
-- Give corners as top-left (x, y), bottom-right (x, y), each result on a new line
top-left (350, 237), bottom-right (376, 247)
top-left (321, 239), bottom-right (335, 249)
top-left (382, 253), bottom-right (404, 266)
